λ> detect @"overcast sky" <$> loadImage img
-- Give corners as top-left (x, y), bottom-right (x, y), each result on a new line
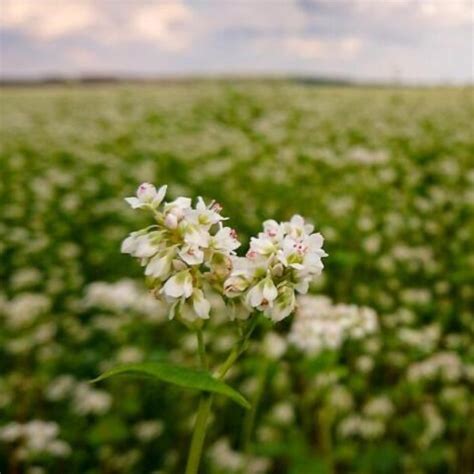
top-left (0, 0), bottom-right (473, 83)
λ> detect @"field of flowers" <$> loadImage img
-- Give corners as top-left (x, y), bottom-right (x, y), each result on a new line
top-left (1, 81), bottom-right (473, 474)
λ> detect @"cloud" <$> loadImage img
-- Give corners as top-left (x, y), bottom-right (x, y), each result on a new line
top-left (1, 0), bottom-right (196, 51)
top-left (417, 0), bottom-right (473, 27)
top-left (0, 0), bottom-right (472, 83)
top-left (350, 0), bottom-right (473, 27)
top-left (285, 36), bottom-right (363, 59)
top-left (0, 0), bottom-right (98, 39)
top-left (128, 2), bottom-right (195, 51)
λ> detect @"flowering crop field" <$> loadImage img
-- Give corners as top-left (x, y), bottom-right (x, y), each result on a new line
top-left (1, 82), bottom-right (473, 474)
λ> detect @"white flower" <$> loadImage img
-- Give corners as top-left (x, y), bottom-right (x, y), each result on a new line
top-left (224, 214), bottom-right (327, 322)
top-left (262, 219), bottom-right (283, 240)
top-left (178, 245), bottom-right (204, 266)
top-left (162, 270), bottom-right (194, 299)
top-left (125, 183), bottom-right (167, 209)
top-left (210, 226), bottom-right (240, 253)
top-left (186, 197), bottom-right (225, 228)
top-left (246, 277), bottom-right (278, 309)
top-left (73, 383), bottom-right (112, 415)
top-left (224, 275), bottom-right (250, 297)
top-left (270, 285), bottom-right (296, 322)
top-left (182, 224), bottom-right (209, 248)
top-left (262, 332), bottom-right (287, 359)
top-left (164, 212), bottom-right (179, 229)
top-left (0, 421), bottom-right (71, 459)
top-left (121, 185), bottom-right (329, 328)
top-left (121, 233), bottom-right (158, 259)
top-left (283, 214), bottom-right (315, 238)
top-left (163, 197), bottom-right (192, 228)
top-left (134, 420), bottom-right (164, 442)
top-left (122, 184), bottom-right (243, 324)
top-left (289, 295), bottom-right (378, 355)
top-left (145, 250), bottom-right (175, 279)
top-left (248, 235), bottom-right (276, 257)
top-left (192, 288), bottom-right (211, 319)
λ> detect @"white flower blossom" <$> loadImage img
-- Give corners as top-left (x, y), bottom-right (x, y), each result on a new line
top-left (288, 295), bottom-right (378, 355)
top-left (121, 184), bottom-right (240, 323)
top-left (125, 183), bottom-right (167, 209)
top-left (224, 215), bottom-right (327, 322)
top-left (0, 420), bottom-right (71, 460)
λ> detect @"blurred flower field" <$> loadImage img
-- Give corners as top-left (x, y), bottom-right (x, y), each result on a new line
top-left (0, 82), bottom-right (473, 474)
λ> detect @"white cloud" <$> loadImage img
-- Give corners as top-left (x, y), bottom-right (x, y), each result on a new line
top-left (0, 0), bottom-right (196, 51)
top-left (418, 0), bottom-right (473, 26)
top-left (0, 0), bottom-right (471, 82)
top-left (130, 2), bottom-right (195, 51)
top-left (0, 0), bottom-right (97, 39)
top-left (203, 1), bottom-right (307, 33)
top-left (285, 36), bottom-right (363, 59)
top-left (352, 0), bottom-right (473, 27)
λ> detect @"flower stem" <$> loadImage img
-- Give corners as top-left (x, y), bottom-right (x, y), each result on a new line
top-left (196, 328), bottom-right (208, 370)
top-left (185, 394), bottom-right (213, 474)
top-left (185, 329), bottom-right (212, 474)
top-left (215, 316), bottom-right (259, 379)
top-left (241, 359), bottom-right (268, 453)
top-left (185, 318), bottom-right (259, 474)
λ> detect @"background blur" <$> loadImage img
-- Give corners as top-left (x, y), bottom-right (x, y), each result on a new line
top-left (1, 1), bottom-right (473, 474)
top-left (1, 0), bottom-right (473, 83)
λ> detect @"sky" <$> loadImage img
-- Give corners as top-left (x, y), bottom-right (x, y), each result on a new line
top-left (0, 0), bottom-right (473, 84)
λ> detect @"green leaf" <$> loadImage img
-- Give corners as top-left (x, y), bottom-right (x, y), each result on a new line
top-left (91, 361), bottom-right (250, 409)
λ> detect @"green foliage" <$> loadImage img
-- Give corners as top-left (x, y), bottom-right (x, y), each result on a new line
top-left (92, 361), bottom-right (250, 409)
top-left (1, 81), bottom-right (473, 473)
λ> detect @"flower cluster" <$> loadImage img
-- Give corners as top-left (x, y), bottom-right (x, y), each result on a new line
top-left (84, 279), bottom-right (164, 316)
top-left (224, 216), bottom-right (327, 321)
top-left (0, 420), bottom-right (71, 460)
top-left (121, 183), bottom-right (240, 322)
top-left (288, 296), bottom-right (378, 355)
top-left (122, 184), bottom-right (327, 324)
top-left (407, 352), bottom-right (463, 383)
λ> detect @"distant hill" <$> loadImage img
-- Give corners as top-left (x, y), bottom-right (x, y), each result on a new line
top-left (0, 75), bottom-right (353, 87)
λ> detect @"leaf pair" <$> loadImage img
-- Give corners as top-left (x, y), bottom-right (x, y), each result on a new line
top-left (92, 361), bottom-right (250, 409)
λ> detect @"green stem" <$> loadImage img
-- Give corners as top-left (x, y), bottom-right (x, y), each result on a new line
top-left (185, 394), bottom-right (213, 474)
top-left (185, 317), bottom-right (259, 474)
top-left (196, 329), bottom-right (208, 370)
top-left (318, 407), bottom-right (334, 474)
top-left (241, 359), bottom-right (269, 453)
top-left (215, 316), bottom-right (259, 380)
top-left (185, 329), bottom-right (211, 474)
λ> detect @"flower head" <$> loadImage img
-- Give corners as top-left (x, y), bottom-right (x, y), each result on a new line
top-left (224, 215), bottom-right (327, 322)
top-left (123, 186), bottom-right (327, 326)
top-left (121, 183), bottom-right (240, 323)
top-left (125, 183), bottom-right (167, 210)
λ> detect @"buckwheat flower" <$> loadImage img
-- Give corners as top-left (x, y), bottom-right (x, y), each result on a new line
top-left (262, 332), bottom-right (287, 359)
top-left (191, 288), bottom-right (211, 319)
top-left (134, 420), bottom-right (164, 442)
top-left (363, 396), bottom-right (394, 419)
top-left (73, 383), bottom-right (112, 415)
top-left (186, 197), bottom-right (225, 228)
top-left (289, 296), bottom-right (378, 355)
top-left (121, 231), bottom-right (159, 259)
top-left (210, 227), bottom-right (240, 253)
top-left (121, 184), bottom-right (241, 323)
top-left (162, 270), bottom-right (194, 299)
top-left (163, 197), bottom-right (192, 228)
top-left (125, 183), bottom-right (167, 209)
top-left (224, 215), bottom-right (327, 322)
top-left (145, 249), bottom-right (175, 279)
top-left (271, 402), bottom-right (295, 425)
top-left (0, 421), bottom-right (71, 460)
top-left (246, 277), bottom-right (278, 309)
